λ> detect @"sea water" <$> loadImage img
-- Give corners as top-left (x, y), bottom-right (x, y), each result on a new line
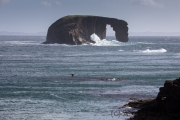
top-left (0, 35), bottom-right (180, 120)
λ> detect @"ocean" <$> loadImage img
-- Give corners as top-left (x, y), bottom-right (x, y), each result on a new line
top-left (0, 35), bottom-right (180, 120)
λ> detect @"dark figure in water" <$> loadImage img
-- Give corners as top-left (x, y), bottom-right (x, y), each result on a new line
top-left (71, 74), bottom-right (74, 77)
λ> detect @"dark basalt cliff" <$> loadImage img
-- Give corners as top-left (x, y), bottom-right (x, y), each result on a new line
top-left (43, 15), bottom-right (128, 45)
top-left (125, 77), bottom-right (180, 120)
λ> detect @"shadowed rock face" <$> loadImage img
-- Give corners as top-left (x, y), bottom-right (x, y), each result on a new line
top-left (43, 15), bottom-right (128, 45)
top-left (125, 77), bottom-right (180, 120)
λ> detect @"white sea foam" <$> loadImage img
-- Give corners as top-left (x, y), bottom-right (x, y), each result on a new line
top-left (3, 41), bottom-right (42, 46)
top-left (142, 48), bottom-right (167, 53)
top-left (90, 33), bottom-right (122, 46)
top-left (124, 106), bottom-right (132, 109)
top-left (134, 48), bottom-right (167, 53)
top-left (108, 78), bottom-right (116, 81)
top-left (137, 42), bottom-right (155, 44)
top-left (118, 49), bottom-right (124, 52)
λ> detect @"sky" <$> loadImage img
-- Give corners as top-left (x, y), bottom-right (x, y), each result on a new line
top-left (0, 0), bottom-right (180, 35)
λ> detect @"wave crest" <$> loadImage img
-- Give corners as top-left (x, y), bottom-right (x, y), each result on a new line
top-left (90, 33), bottom-right (122, 46)
top-left (135, 48), bottom-right (167, 53)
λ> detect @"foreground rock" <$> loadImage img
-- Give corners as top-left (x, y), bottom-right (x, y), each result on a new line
top-left (43, 15), bottom-right (128, 45)
top-left (124, 77), bottom-right (180, 120)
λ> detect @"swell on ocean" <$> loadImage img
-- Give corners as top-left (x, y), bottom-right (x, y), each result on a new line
top-left (0, 35), bottom-right (180, 120)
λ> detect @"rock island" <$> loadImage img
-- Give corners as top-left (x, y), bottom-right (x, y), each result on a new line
top-left (43, 15), bottom-right (128, 45)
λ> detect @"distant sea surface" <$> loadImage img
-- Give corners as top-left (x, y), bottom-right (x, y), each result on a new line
top-left (0, 36), bottom-right (180, 120)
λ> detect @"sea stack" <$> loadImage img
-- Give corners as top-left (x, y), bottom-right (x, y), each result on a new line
top-left (43, 15), bottom-right (128, 45)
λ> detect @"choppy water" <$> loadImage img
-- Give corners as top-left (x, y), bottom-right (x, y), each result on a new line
top-left (0, 36), bottom-right (180, 120)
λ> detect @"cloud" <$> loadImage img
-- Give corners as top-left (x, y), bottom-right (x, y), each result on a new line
top-left (55, 1), bottom-right (61, 5)
top-left (0, 0), bottom-right (10, 4)
top-left (131, 0), bottom-right (163, 8)
top-left (41, 1), bottom-right (61, 7)
top-left (41, 1), bottom-right (51, 7)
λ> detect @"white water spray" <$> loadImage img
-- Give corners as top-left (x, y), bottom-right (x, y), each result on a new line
top-left (90, 33), bottom-right (122, 46)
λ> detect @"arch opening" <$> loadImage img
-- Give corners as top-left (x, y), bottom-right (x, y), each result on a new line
top-left (106, 24), bottom-right (115, 39)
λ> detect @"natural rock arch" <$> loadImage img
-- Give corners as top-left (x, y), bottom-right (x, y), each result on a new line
top-left (106, 24), bottom-right (115, 37)
top-left (43, 15), bottom-right (128, 45)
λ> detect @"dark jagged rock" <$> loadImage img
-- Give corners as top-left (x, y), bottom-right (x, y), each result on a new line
top-left (43, 15), bottom-right (128, 45)
top-left (156, 78), bottom-right (180, 103)
top-left (124, 77), bottom-right (180, 120)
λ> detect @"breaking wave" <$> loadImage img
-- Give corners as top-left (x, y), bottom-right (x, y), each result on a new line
top-left (134, 48), bottom-right (167, 53)
top-left (137, 42), bottom-right (155, 45)
top-left (118, 49), bottom-right (124, 52)
top-left (90, 33), bottom-right (122, 46)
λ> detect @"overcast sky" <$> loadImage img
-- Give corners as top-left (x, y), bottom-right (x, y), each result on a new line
top-left (0, 0), bottom-right (180, 34)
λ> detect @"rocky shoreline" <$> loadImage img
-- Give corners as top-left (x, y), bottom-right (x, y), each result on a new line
top-left (123, 77), bottom-right (180, 120)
